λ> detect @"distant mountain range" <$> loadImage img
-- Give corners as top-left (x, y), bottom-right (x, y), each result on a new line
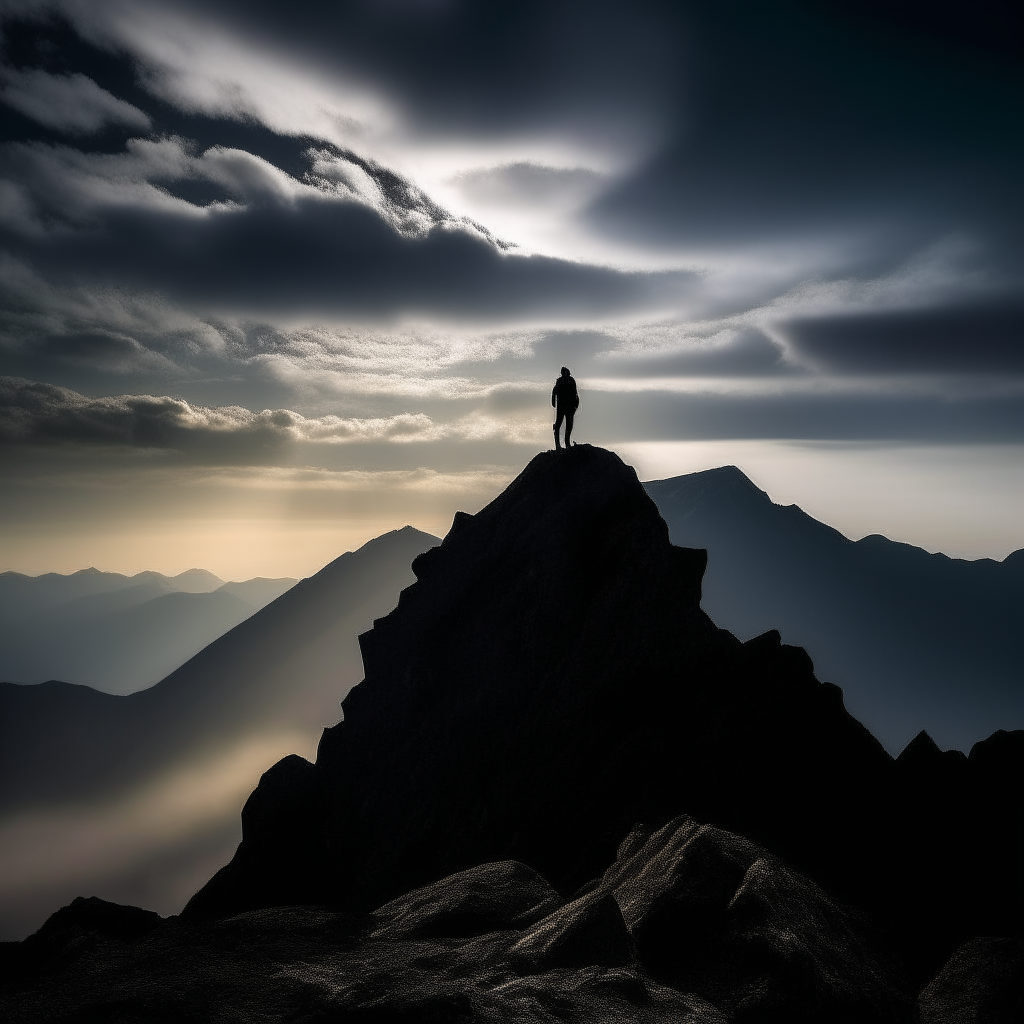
top-left (0, 527), bottom-right (437, 939)
top-left (0, 568), bottom-right (298, 694)
top-left (644, 466), bottom-right (1024, 753)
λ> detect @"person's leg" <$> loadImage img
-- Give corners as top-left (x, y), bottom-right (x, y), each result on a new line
top-left (553, 410), bottom-right (564, 448)
top-left (564, 411), bottom-right (574, 448)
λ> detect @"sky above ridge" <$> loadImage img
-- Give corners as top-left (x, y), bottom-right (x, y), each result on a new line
top-left (1, 0), bottom-right (1022, 577)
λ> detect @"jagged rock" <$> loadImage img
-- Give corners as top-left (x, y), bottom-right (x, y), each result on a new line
top-left (9, 896), bottom-right (163, 972)
top-left (508, 892), bottom-right (636, 971)
top-left (370, 860), bottom-right (560, 940)
top-left (184, 445), bottom-right (1021, 986)
top-left (6, 445), bottom-right (1017, 1024)
top-left (187, 753), bottom-right (321, 918)
top-left (0, 890), bottom-right (723, 1022)
top-left (919, 937), bottom-right (1024, 1024)
top-left (890, 727), bottom-right (1024, 980)
top-left (27, 895), bottom-right (162, 943)
top-left (586, 816), bottom-right (910, 1024)
top-left (896, 730), bottom-right (968, 782)
top-left (0, 815), bottom-right (916, 1022)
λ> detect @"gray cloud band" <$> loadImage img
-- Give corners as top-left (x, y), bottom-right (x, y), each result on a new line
top-left (7, 199), bottom-right (692, 319)
top-left (4, 378), bottom-right (1023, 468)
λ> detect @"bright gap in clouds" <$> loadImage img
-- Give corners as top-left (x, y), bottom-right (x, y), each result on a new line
top-left (618, 440), bottom-right (1024, 561)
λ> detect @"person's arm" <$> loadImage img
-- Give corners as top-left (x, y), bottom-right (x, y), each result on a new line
top-left (551, 382), bottom-right (557, 408)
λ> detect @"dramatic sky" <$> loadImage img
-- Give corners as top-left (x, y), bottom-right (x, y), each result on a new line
top-left (1, 0), bottom-right (1022, 577)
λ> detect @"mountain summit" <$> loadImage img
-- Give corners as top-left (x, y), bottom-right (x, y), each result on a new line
top-left (187, 445), bottom-right (1021, 983)
top-left (4, 446), bottom-right (1021, 1021)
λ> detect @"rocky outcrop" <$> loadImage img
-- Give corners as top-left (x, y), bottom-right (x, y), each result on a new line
top-left (588, 815), bottom-right (910, 1023)
top-left (0, 820), bottom-right (914, 1023)
top-left (370, 860), bottom-right (560, 940)
top-left (185, 446), bottom-right (1022, 984)
top-left (919, 937), bottom-right (1023, 1024)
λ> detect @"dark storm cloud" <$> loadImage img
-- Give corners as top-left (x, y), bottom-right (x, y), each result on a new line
top-left (0, 0), bottom-right (1021, 431)
top-left (0, 10), bottom-right (692, 325)
top-left (782, 305), bottom-right (1024, 374)
top-left (602, 329), bottom-right (794, 378)
top-left (0, 375), bottom-right (291, 454)
top-left (165, 0), bottom-right (679, 138)
top-left (588, 3), bottom-right (1024, 248)
top-left (0, 68), bottom-right (150, 134)
top-left (10, 196), bottom-right (688, 319)
top-left (583, 389), bottom-right (1024, 445)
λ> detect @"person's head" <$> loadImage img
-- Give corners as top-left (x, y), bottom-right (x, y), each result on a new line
top-left (560, 366), bottom-right (570, 377)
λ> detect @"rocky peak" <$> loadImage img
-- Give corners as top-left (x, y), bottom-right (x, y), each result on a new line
top-left (185, 446), bottom-right (1021, 985)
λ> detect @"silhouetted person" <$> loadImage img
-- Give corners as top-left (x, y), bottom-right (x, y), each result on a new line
top-left (551, 366), bottom-right (579, 449)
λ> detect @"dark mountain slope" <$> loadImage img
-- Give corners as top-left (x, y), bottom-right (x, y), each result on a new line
top-left (644, 466), bottom-right (1024, 752)
top-left (187, 446), bottom-right (1022, 982)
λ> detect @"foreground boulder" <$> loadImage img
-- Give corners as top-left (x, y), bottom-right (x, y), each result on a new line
top-left (591, 815), bottom-right (910, 1023)
top-left (370, 860), bottom-right (559, 940)
top-left (919, 937), bottom-right (1024, 1024)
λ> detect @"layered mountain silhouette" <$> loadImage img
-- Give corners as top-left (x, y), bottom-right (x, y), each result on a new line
top-left (2, 446), bottom-right (1021, 1021)
top-left (182, 447), bottom-right (1020, 982)
top-left (0, 527), bottom-right (437, 938)
top-left (0, 568), bottom-right (297, 693)
top-left (644, 466), bottom-right (1024, 753)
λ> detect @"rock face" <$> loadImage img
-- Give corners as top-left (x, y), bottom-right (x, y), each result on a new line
top-left (919, 937), bottom-right (1024, 1024)
top-left (185, 446), bottom-right (1022, 982)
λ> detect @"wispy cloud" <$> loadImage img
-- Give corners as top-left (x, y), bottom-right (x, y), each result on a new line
top-left (0, 68), bottom-right (152, 134)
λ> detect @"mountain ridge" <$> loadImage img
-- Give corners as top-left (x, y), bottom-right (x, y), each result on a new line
top-left (643, 464), bottom-right (1024, 751)
top-left (0, 567), bottom-right (298, 693)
